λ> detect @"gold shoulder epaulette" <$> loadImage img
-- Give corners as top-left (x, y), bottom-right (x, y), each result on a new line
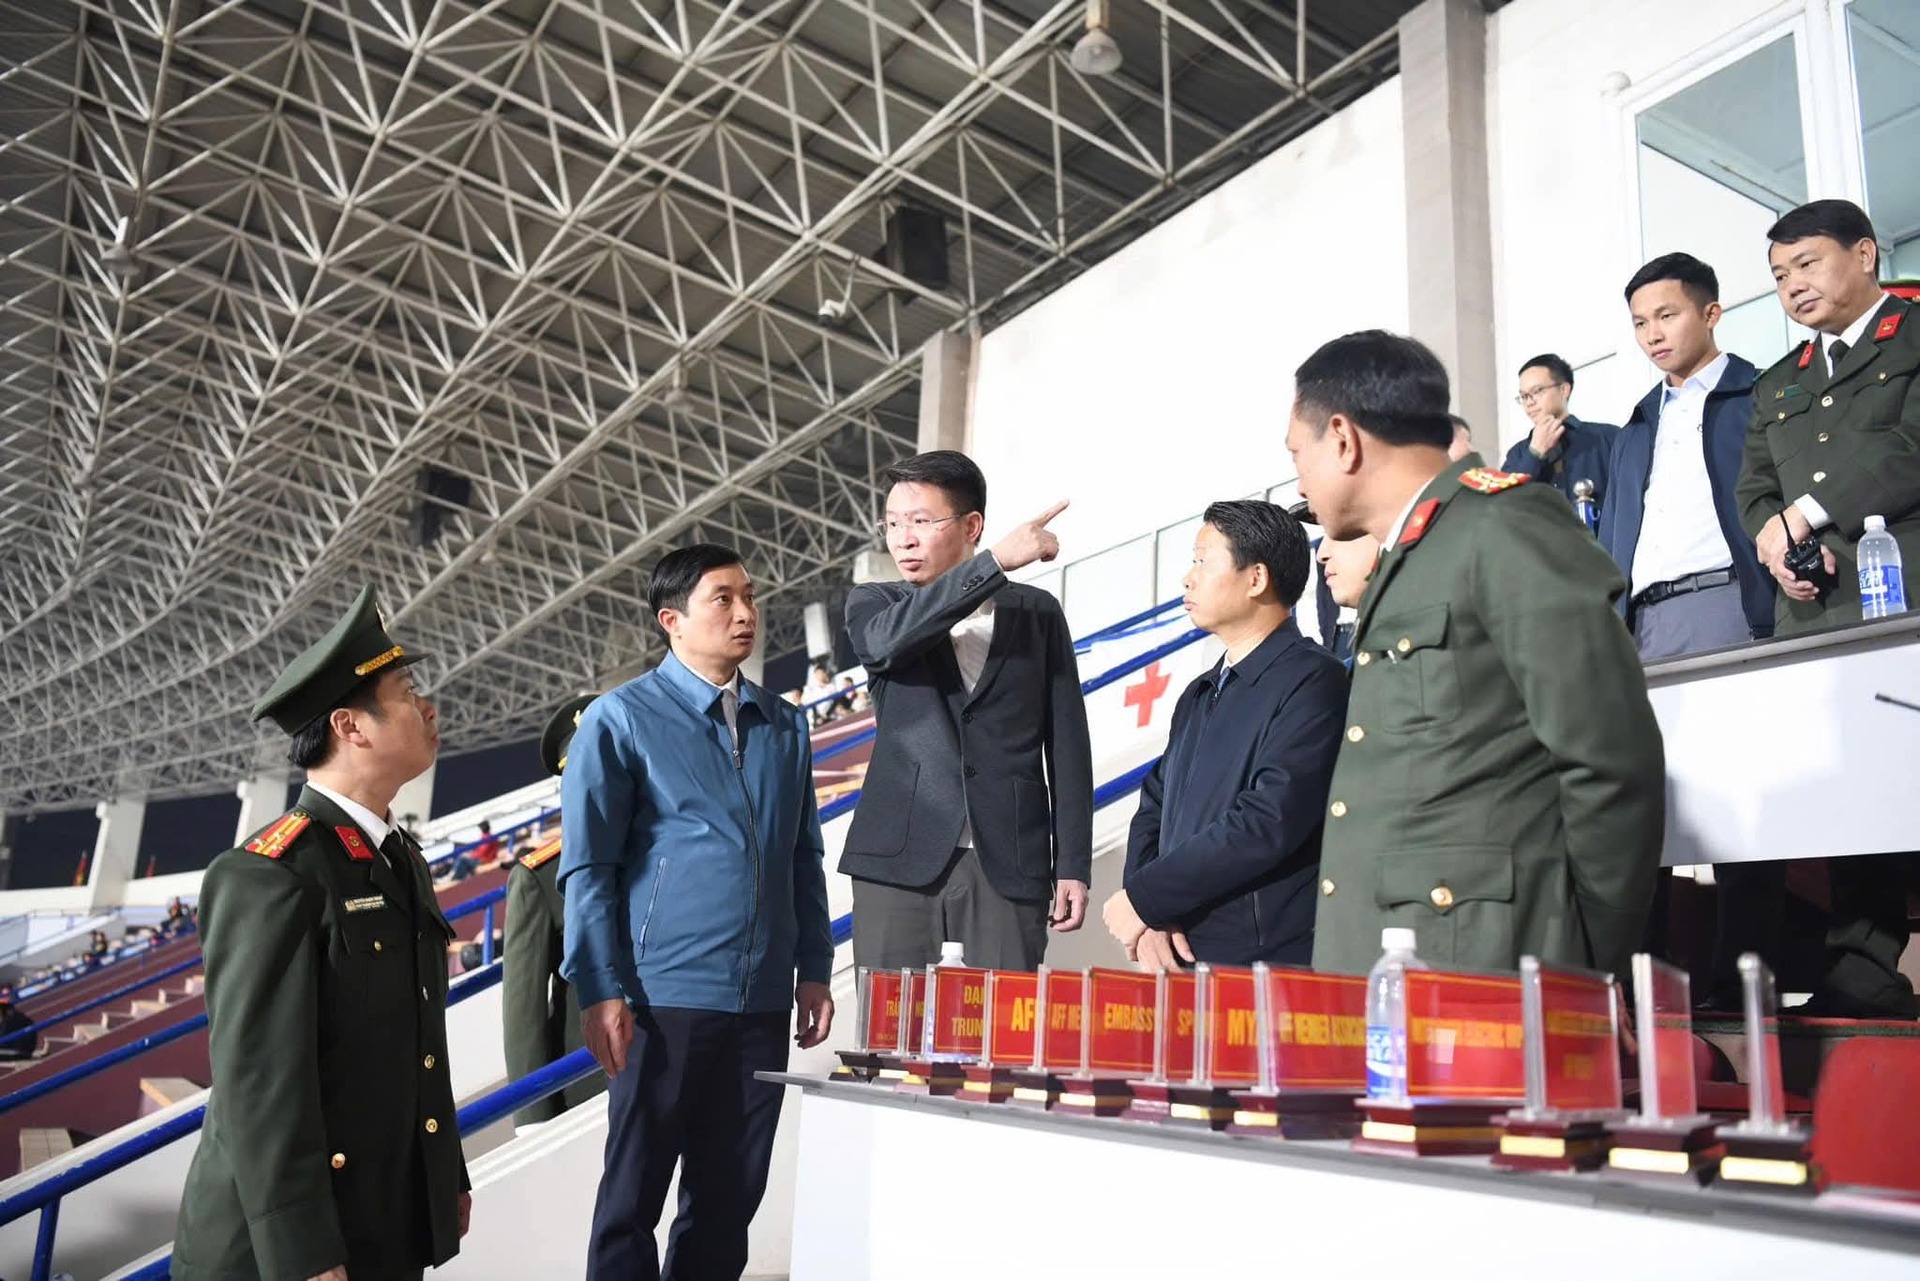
top-left (1458, 467), bottom-right (1530, 494)
top-left (518, 835), bottom-right (562, 872)
top-left (244, 811), bottom-right (311, 860)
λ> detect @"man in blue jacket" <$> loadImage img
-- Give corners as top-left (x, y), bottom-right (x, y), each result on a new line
top-left (1599, 252), bottom-right (1775, 657)
top-left (1502, 354), bottom-right (1619, 508)
top-left (561, 543), bottom-right (835, 1281)
top-left (1103, 500), bottom-right (1348, 969)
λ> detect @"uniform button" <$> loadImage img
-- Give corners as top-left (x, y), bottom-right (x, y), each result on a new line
top-left (1396, 638), bottom-right (1412, 654)
top-left (962, 711), bottom-right (973, 724)
top-left (424, 1054), bottom-right (436, 1070)
top-left (1776, 412), bottom-right (1786, 421)
top-left (1430, 886), bottom-right (1455, 910)
top-left (1355, 652), bottom-right (1372, 667)
top-left (964, 765), bottom-right (978, 778)
top-left (425, 1118), bottom-right (439, 1134)
top-left (1329, 800), bottom-right (1348, 818)
top-left (421, 986), bottom-right (429, 1001)
top-left (331, 1152), bottom-right (347, 1170)
top-left (1346, 726), bottom-right (1364, 743)
top-left (1880, 372), bottom-right (1888, 381)
top-left (372, 940), bottom-right (383, 953)
top-left (1817, 432), bottom-right (1829, 443)
top-left (1813, 471), bottom-right (1827, 483)
top-left (1820, 395), bottom-right (1834, 407)
top-left (1320, 878), bottom-right (1336, 897)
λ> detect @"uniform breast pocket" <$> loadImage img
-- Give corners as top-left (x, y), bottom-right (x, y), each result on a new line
top-left (1764, 395), bottom-right (1815, 462)
top-left (1362, 605), bottom-right (1460, 731)
top-left (335, 914), bottom-right (408, 1015)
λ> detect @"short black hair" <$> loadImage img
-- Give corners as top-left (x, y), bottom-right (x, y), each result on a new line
top-left (1624, 252), bottom-right (1719, 308)
top-left (1292, 330), bottom-right (1452, 449)
top-left (1448, 414), bottom-right (1471, 434)
top-left (1517, 353), bottom-right (1575, 389)
top-left (1202, 499), bottom-right (1312, 610)
top-left (647, 543), bottom-right (745, 620)
top-left (479, 820), bottom-right (491, 835)
top-left (881, 450), bottom-right (986, 520)
top-left (287, 675), bottom-right (383, 771)
top-left (1766, 199), bottom-right (1879, 270)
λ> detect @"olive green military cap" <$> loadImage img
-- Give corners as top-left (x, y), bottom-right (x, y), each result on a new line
top-left (252, 585), bottom-right (423, 734)
top-left (539, 695), bottom-right (596, 777)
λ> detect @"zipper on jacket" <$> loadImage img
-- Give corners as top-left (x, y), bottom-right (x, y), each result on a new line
top-left (732, 740), bottom-right (764, 1011)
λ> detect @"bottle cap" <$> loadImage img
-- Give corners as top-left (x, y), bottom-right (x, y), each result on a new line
top-left (939, 941), bottom-right (966, 966)
top-left (1381, 927), bottom-right (1417, 953)
top-left (1865, 514), bottom-right (1887, 533)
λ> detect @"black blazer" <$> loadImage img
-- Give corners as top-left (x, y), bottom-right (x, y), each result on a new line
top-left (1122, 619), bottom-right (1348, 966)
top-left (840, 550), bottom-right (1094, 904)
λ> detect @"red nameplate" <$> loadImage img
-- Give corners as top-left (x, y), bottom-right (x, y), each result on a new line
top-left (1204, 967), bottom-right (1260, 1084)
top-left (1267, 968), bottom-right (1368, 1089)
top-left (1537, 967), bottom-right (1622, 1112)
top-left (902, 971), bottom-right (928, 1055)
top-left (986, 971), bottom-right (1038, 1066)
top-left (1084, 968), bottom-right (1158, 1075)
top-left (1646, 1010), bottom-right (1697, 1120)
top-left (1040, 969), bottom-right (1084, 1069)
top-left (1164, 972), bottom-right (1197, 1080)
top-left (1405, 970), bottom-right (1525, 1101)
top-left (924, 966), bottom-right (989, 1058)
top-left (862, 970), bottom-right (904, 1054)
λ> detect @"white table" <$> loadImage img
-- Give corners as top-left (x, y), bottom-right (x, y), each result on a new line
top-left (778, 1074), bottom-right (1920, 1281)
top-left (1645, 615), bottom-right (1920, 867)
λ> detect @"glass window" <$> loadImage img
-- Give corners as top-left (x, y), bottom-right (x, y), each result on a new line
top-left (1153, 515), bottom-right (1204, 605)
top-left (1847, 0), bottom-right (1920, 279)
top-left (1635, 35), bottom-right (1808, 368)
top-left (1058, 534), bottom-right (1153, 639)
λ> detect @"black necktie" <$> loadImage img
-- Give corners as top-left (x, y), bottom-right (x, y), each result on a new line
top-left (381, 831), bottom-right (416, 904)
top-left (1829, 339), bottom-right (1849, 375)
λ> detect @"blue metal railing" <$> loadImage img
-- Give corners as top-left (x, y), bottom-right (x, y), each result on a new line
top-left (0, 954), bottom-right (204, 1052)
top-left (0, 953), bottom-right (510, 1279)
top-left (428, 807), bottom-right (557, 873)
top-left (0, 889), bottom-right (507, 1114)
top-left (14, 930), bottom-right (182, 1004)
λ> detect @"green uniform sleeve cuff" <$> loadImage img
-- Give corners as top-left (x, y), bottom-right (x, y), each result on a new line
top-left (250, 1200), bottom-right (347, 1281)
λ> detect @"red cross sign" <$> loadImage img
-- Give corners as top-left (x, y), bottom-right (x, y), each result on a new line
top-left (1123, 661), bottom-right (1173, 728)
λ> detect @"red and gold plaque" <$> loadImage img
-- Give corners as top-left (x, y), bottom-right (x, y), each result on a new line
top-left (1007, 967), bottom-right (1085, 1109)
top-left (1056, 968), bottom-right (1155, 1117)
top-left (1495, 959), bottom-right (1625, 1172)
top-left (836, 967), bottom-right (904, 1081)
top-left (961, 970), bottom-right (1036, 1102)
top-left (1356, 969), bottom-right (1524, 1157)
top-left (1123, 970), bottom-right (1198, 1122)
top-left (897, 965), bottom-right (987, 1096)
top-left (1228, 966), bottom-right (1365, 1140)
top-left (1607, 955), bottom-right (1719, 1185)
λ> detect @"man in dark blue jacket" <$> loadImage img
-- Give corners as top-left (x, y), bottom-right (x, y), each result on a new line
top-left (1103, 500), bottom-right (1348, 969)
top-left (562, 543), bottom-right (834, 1281)
top-left (1502, 353), bottom-right (1620, 508)
top-left (1599, 253), bottom-right (1775, 656)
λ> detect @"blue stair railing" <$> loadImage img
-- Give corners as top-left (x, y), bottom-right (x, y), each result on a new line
top-left (0, 953), bottom-right (204, 1053)
top-left (0, 888), bottom-right (507, 1116)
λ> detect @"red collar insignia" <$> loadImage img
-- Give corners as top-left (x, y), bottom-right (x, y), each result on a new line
top-left (1398, 498), bottom-right (1441, 547)
top-left (1797, 341), bottom-right (1814, 369)
top-left (1876, 311), bottom-right (1903, 342)
top-left (335, 826), bottom-right (375, 861)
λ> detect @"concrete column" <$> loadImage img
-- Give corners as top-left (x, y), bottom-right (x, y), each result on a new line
top-left (917, 327), bottom-right (976, 453)
top-left (852, 549), bottom-right (902, 585)
top-left (802, 601), bottom-right (834, 662)
top-left (234, 767), bottom-right (292, 845)
top-left (1399, 0), bottom-right (1497, 454)
top-left (88, 795), bottom-right (147, 910)
top-left (391, 760), bottom-right (437, 831)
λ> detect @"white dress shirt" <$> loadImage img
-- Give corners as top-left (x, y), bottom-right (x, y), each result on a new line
top-left (1795, 293), bottom-right (1896, 533)
top-left (307, 781), bottom-right (395, 868)
top-left (1632, 351), bottom-right (1734, 597)
top-left (949, 598), bottom-right (996, 849)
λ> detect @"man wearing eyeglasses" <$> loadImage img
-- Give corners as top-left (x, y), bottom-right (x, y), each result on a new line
top-left (841, 450), bottom-right (1094, 972)
top-left (1501, 353), bottom-right (1620, 508)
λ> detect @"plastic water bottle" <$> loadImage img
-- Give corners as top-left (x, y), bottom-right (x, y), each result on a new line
top-left (938, 941), bottom-right (966, 967)
top-left (1859, 515), bottom-right (1907, 619)
top-left (1365, 927), bottom-right (1428, 1102)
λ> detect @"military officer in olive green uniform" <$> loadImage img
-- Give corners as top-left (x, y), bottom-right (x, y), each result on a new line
top-left (502, 694), bottom-right (606, 1127)
top-left (1736, 199), bottom-right (1918, 1019)
top-left (1285, 331), bottom-right (1666, 980)
top-left (173, 586), bottom-right (470, 1281)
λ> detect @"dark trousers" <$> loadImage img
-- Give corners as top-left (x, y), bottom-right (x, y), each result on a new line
top-left (850, 847), bottom-right (1049, 971)
top-left (586, 1007), bottom-right (790, 1281)
top-left (1707, 855), bottom-right (1915, 1017)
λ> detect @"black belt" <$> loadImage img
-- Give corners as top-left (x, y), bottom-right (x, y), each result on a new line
top-left (1632, 568), bottom-right (1735, 609)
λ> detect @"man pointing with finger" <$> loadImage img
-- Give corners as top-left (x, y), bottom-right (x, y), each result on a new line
top-left (561, 543), bottom-right (834, 1281)
top-left (843, 450), bottom-right (1094, 972)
